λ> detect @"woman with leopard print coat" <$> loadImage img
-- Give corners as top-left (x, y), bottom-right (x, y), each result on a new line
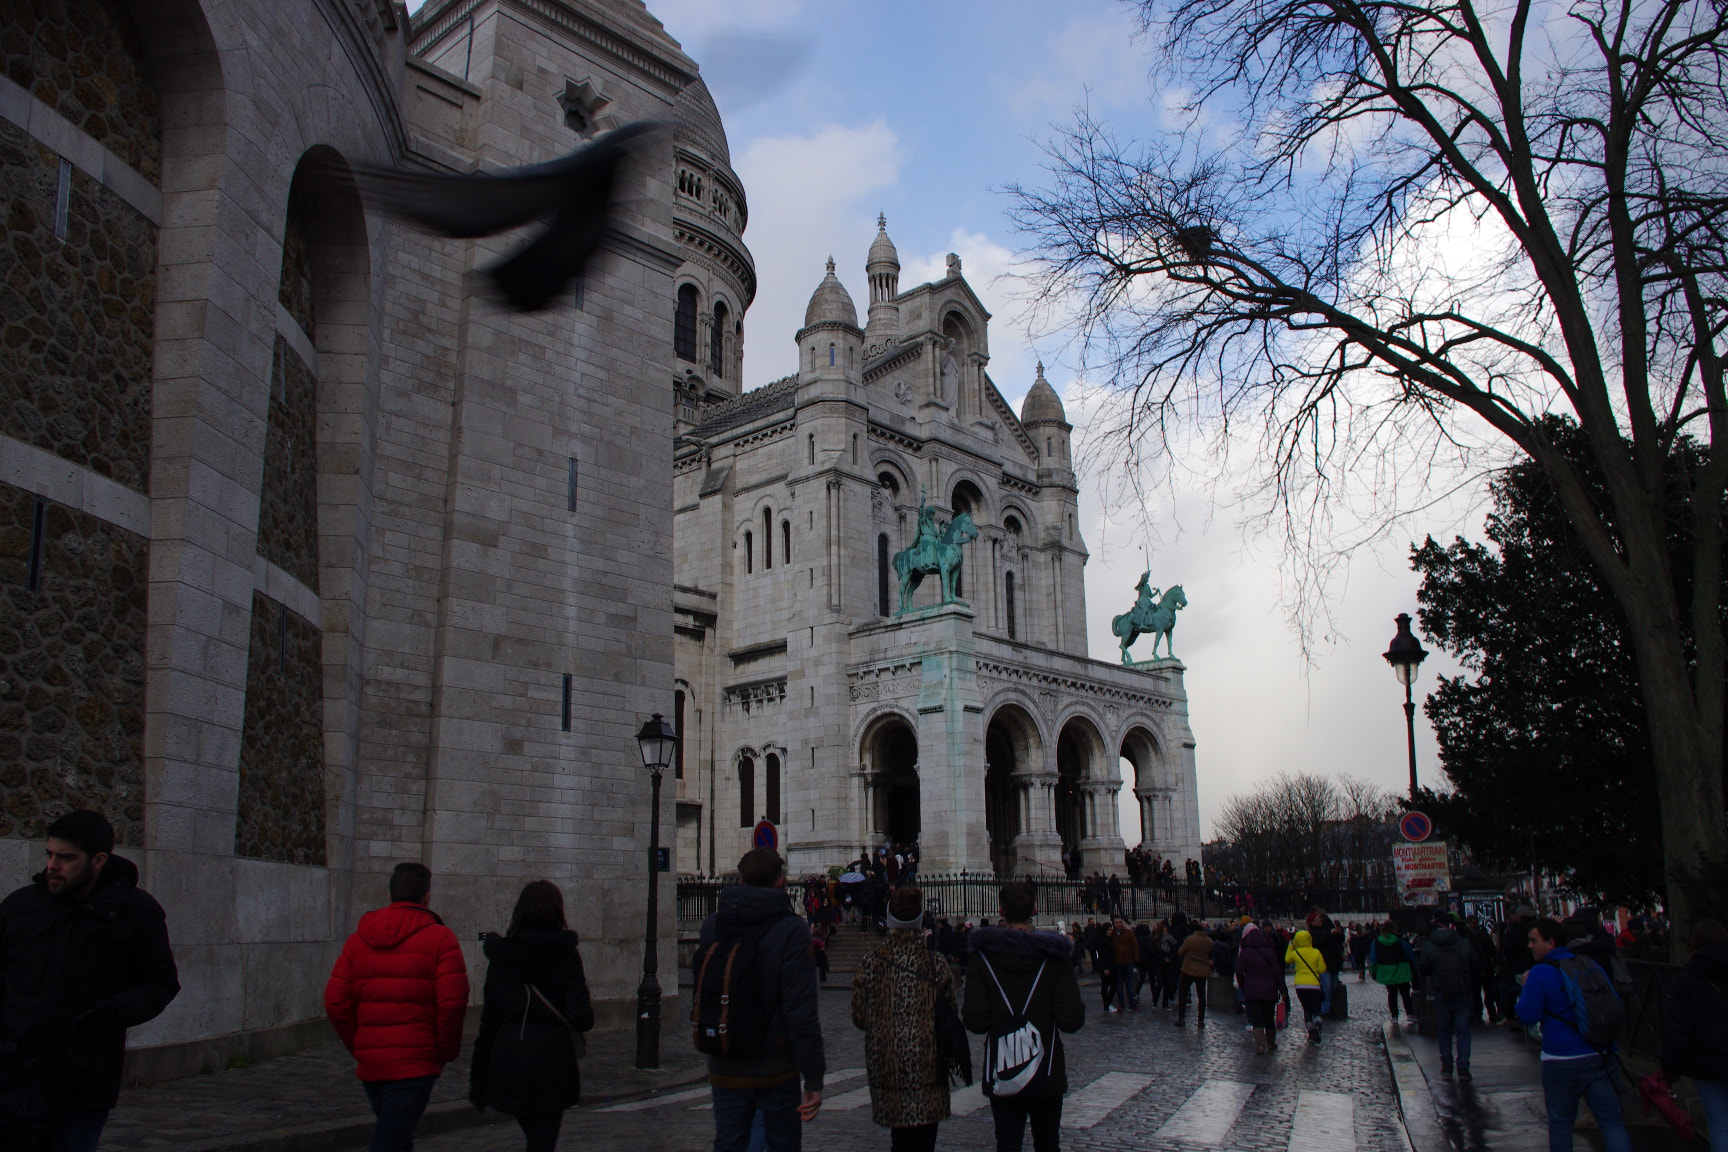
top-left (851, 886), bottom-right (955, 1151)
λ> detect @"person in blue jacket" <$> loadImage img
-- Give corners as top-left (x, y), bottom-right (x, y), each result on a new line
top-left (1515, 917), bottom-right (1631, 1152)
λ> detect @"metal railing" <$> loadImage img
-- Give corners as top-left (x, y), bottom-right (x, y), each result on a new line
top-left (1624, 959), bottom-right (1680, 1062)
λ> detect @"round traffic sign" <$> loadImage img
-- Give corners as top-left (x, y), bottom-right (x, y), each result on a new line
top-left (1400, 811), bottom-right (1433, 842)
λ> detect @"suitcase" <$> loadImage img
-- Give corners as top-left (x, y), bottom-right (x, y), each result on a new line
top-left (1326, 979), bottom-right (1349, 1020)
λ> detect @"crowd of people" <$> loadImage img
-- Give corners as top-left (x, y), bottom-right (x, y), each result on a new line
top-left (3, 812), bottom-right (1724, 1152)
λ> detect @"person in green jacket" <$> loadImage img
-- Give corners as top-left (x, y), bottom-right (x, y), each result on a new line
top-left (1369, 921), bottom-right (1417, 1023)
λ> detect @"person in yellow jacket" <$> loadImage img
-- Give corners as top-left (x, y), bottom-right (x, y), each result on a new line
top-left (1286, 929), bottom-right (1328, 1045)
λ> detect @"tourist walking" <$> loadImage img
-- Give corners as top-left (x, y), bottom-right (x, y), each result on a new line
top-left (1662, 920), bottom-right (1728, 1152)
top-left (468, 881), bottom-right (594, 1152)
top-left (1369, 922), bottom-right (1417, 1023)
top-left (1286, 929), bottom-right (1328, 1044)
top-left (963, 882), bottom-right (1084, 1152)
top-left (1498, 907), bottom-right (1537, 1026)
top-left (1419, 912), bottom-right (1479, 1080)
top-left (694, 848), bottom-right (825, 1152)
top-left (0, 811), bottom-right (180, 1152)
top-left (1307, 909), bottom-right (1345, 1016)
top-left (1516, 917), bottom-right (1632, 1152)
top-left (1235, 925), bottom-right (1288, 1055)
top-left (852, 886), bottom-right (956, 1152)
top-left (325, 863), bottom-right (470, 1152)
top-left (1174, 922), bottom-right (1214, 1028)
top-left (1107, 917), bottom-right (1140, 1013)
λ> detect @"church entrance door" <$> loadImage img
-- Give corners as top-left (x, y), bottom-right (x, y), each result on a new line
top-left (1055, 724), bottom-right (1086, 874)
top-left (868, 720), bottom-right (920, 849)
top-left (985, 718), bottom-right (1019, 876)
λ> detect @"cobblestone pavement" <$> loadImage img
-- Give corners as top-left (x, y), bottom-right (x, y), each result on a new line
top-left (100, 1023), bottom-right (706, 1150)
top-left (409, 983), bottom-right (1407, 1152)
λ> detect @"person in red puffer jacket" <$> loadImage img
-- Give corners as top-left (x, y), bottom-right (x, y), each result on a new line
top-left (325, 863), bottom-right (470, 1152)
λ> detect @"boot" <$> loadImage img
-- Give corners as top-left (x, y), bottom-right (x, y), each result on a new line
top-left (1267, 1025), bottom-right (1278, 1050)
top-left (1253, 1028), bottom-right (1268, 1055)
top-left (1197, 1004), bottom-right (1206, 1028)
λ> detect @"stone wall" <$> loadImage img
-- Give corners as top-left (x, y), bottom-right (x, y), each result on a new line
top-left (235, 591), bottom-right (326, 866)
top-left (0, 118), bottom-right (156, 491)
top-left (0, 0), bottom-right (162, 185)
top-left (0, 479), bottom-right (146, 844)
top-left (258, 338), bottom-right (319, 590)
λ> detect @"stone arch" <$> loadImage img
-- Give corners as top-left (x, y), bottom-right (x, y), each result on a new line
top-left (871, 453), bottom-right (912, 498)
top-left (1118, 724), bottom-right (1163, 847)
top-left (674, 281), bottom-right (699, 361)
top-left (858, 709), bottom-right (919, 848)
top-left (1054, 713), bottom-right (1111, 869)
top-left (733, 745), bottom-right (760, 828)
top-left (984, 700), bottom-right (1043, 876)
top-left (950, 476), bottom-right (988, 522)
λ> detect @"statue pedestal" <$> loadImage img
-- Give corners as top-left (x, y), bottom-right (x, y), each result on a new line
top-left (1126, 656), bottom-right (1185, 673)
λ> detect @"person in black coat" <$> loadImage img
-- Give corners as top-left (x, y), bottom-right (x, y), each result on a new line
top-left (0, 810), bottom-right (179, 1152)
top-left (963, 882), bottom-right (1084, 1152)
top-left (470, 881), bottom-right (595, 1152)
top-left (1663, 920), bottom-right (1728, 1152)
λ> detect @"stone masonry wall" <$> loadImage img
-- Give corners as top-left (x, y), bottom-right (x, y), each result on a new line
top-left (258, 337), bottom-right (319, 590)
top-left (0, 479), bottom-right (146, 844)
top-left (0, 118), bottom-right (157, 491)
top-left (1, 0), bottom-right (162, 185)
top-left (235, 591), bottom-right (326, 866)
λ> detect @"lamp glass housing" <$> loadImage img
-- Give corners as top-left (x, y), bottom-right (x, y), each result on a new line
top-left (636, 714), bottom-right (678, 773)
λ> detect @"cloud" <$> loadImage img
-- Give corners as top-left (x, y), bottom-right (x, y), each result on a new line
top-left (1007, 11), bottom-right (1150, 116)
top-left (649, 0), bottom-right (805, 42)
top-left (734, 120), bottom-right (903, 380)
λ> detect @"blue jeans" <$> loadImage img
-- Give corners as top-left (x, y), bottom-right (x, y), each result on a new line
top-left (713, 1079), bottom-right (802, 1152)
top-left (1695, 1078), bottom-right (1728, 1152)
top-left (363, 1075), bottom-right (438, 1152)
top-left (1114, 966), bottom-right (1138, 1010)
top-left (1319, 970), bottom-right (1335, 1014)
top-left (46, 1111), bottom-right (110, 1152)
top-left (1434, 990), bottom-right (1472, 1070)
top-left (1539, 1056), bottom-right (1632, 1152)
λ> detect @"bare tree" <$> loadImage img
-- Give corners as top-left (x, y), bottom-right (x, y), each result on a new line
top-left (1013, 0), bottom-right (1728, 940)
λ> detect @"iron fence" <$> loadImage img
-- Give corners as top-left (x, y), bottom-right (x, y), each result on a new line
top-left (1624, 959), bottom-right (1680, 1062)
top-left (675, 873), bottom-right (1393, 931)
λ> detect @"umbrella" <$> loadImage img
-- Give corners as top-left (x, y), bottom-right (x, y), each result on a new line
top-left (839, 872), bottom-right (866, 883)
top-left (1637, 1073), bottom-right (1695, 1142)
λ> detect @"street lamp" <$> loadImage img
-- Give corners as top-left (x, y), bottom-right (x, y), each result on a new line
top-left (634, 712), bottom-right (678, 1069)
top-left (1382, 612), bottom-right (1429, 802)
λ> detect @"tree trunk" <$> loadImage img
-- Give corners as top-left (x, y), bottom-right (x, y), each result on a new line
top-left (1621, 579), bottom-right (1728, 957)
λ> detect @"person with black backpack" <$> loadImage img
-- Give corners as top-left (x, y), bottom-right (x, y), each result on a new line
top-left (963, 882), bottom-right (1084, 1152)
top-left (692, 848), bottom-right (826, 1152)
top-left (1515, 917), bottom-right (1632, 1152)
top-left (468, 881), bottom-right (594, 1152)
top-left (1418, 912), bottom-right (1479, 1081)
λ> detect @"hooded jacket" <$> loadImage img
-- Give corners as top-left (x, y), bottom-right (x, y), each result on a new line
top-left (1234, 927), bottom-right (1287, 1002)
top-left (324, 902), bottom-right (470, 1081)
top-left (1663, 941), bottom-right (1728, 1083)
top-left (1177, 929), bottom-right (1215, 978)
top-left (963, 927), bottom-right (1084, 1099)
top-left (697, 884), bottom-right (826, 1092)
top-left (0, 854), bottom-right (180, 1111)
top-left (1286, 930), bottom-right (1326, 987)
top-left (469, 930), bottom-right (593, 1114)
top-left (1369, 932), bottom-right (1415, 986)
top-left (1418, 926), bottom-right (1478, 995)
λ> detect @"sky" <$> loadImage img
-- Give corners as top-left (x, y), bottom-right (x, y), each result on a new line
top-left (410, 0), bottom-right (1483, 839)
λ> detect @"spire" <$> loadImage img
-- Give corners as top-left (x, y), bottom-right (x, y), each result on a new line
top-left (866, 214), bottom-right (901, 343)
top-left (803, 257), bottom-right (858, 328)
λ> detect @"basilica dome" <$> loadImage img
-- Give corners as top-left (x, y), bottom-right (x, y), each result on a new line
top-left (1021, 364), bottom-right (1067, 424)
top-left (804, 258), bottom-right (858, 328)
top-left (672, 76), bottom-right (729, 166)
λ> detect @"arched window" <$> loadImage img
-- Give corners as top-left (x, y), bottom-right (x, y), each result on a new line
top-left (765, 753), bottom-right (781, 824)
top-left (828, 342), bottom-right (835, 366)
top-left (674, 284), bottom-right (698, 362)
top-left (782, 520), bottom-right (791, 565)
top-left (674, 689), bottom-right (686, 779)
top-left (877, 534), bottom-right (891, 616)
top-left (710, 300), bottom-right (728, 377)
top-left (808, 435), bottom-right (815, 465)
top-left (763, 507), bottom-right (773, 569)
top-left (1005, 571), bottom-right (1017, 639)
top-left (743, 530), bottom-right (753, 574)
top-left (739, 755), bottom-right (755, 827)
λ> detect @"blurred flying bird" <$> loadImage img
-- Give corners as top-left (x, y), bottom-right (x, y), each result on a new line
top-left (353, 120), bottom-right (662, 312)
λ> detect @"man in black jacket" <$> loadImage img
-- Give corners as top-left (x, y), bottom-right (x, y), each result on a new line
top-left (964, 882), bottom-right (1084, 1152)
top-left (0, 810), bottom-right (180, 1152)
top-left (696, 848), bottom-right (824, 1152)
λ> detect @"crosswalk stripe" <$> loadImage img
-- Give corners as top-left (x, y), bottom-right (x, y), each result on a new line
top-left (950, 1083), bottom-right (988, 1116)
top-left (1288, 1089), bottom-right (1355, 1152)
top-left (1154, 1080), bottom-right (1256, 1144)
top-left (824, 1084), bottom-right (875, 1112)
top-left (1061, 1071), bottom-right (1155, 1129)
top-left (600, 1068), bottom-right (865, 1112)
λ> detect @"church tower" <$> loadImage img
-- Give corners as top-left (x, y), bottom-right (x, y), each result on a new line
top-left (865, 215), bottom-right (901, 347)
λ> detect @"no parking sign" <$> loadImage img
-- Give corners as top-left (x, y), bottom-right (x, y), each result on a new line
top-left (1399, 811), bottom-right (1433, 842)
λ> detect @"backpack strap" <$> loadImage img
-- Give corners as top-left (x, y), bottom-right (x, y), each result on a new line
top-left (1020, 961), bottom-right (1047, 1016)
top-left (979, 953), bottom-right (1015, 1014)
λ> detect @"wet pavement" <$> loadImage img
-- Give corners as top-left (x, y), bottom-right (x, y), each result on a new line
top-left (1388, 1011), bottom-right (1690, 1151)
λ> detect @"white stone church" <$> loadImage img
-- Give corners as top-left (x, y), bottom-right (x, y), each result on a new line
top-left (669, 202), bottom-right (1204, 876)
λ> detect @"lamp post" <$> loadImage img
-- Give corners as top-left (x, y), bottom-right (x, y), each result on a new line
top-left (1382, 612), bottom-right (1429, 802)
top-left (634, 712), bottom-right (678, 1069)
